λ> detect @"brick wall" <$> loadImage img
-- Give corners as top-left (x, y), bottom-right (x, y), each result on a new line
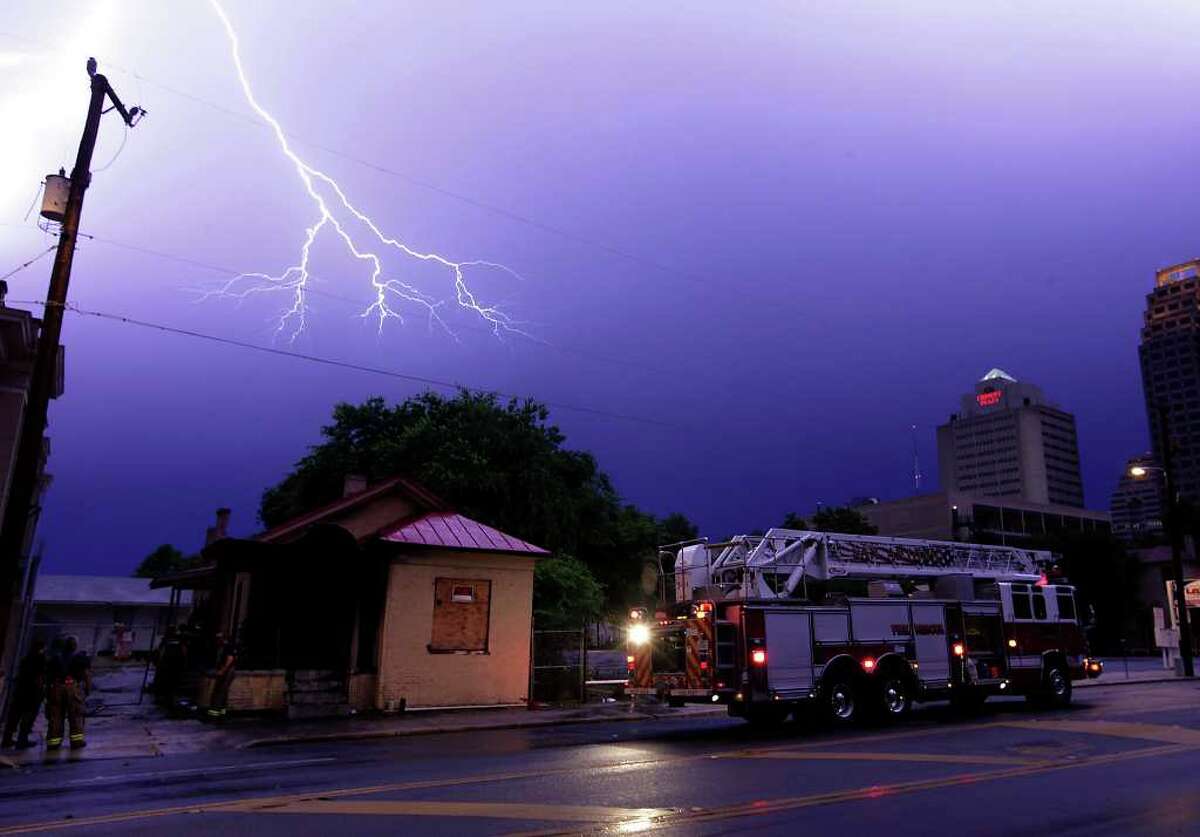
top-left (375, 551), bottom-right (534, 709)
top-left (199, 669), bottom-right (287, 712)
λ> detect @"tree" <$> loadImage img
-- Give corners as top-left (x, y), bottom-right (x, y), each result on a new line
top-left (809, 506), bottom-right (878, 535)
top-left (781, 512), bottom-right (807, 530)
top-left (533, 556), bottom-right (605, 630)
top-left (133, 544), bottom-right (195, 579)
top-left (260, 391), bottom-right (697, 610)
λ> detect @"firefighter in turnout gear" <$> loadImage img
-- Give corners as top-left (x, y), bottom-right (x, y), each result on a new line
top-left (206, 633), bottom-right (237, 720)
top-left (43, 637), bottom-right (66, 750)
top-left (2, 639), bottom-right (46, 749)
top-left (46, 636), bottom-right (90, 750)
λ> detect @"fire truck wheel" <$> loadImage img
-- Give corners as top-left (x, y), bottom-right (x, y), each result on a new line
top-left (878, 675), bottom-right (912, 719)
top-left (1042, 664), bottom-right (1072, 708)
top-left (824, 677), bottom-right (860, 725)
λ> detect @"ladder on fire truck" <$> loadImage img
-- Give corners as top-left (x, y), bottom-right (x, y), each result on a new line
top-left (670, 529), bottom-right (1049, 603)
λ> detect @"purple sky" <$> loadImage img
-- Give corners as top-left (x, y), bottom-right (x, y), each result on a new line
top-left (3, 2), bottom-right (1200, 575)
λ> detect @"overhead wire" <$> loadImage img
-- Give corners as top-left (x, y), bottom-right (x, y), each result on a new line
top-left (7, 298), bottom-right (682, 430)
top-left (73, 231), bottom-right (677, 376)
top-left (1, 246), bottom-right (56, 283)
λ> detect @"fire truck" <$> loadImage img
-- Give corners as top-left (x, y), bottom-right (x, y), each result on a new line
top-left (626, 529), bottom-right (1095, 726)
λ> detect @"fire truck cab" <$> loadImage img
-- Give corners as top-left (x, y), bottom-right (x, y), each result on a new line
top-left (627, 530), bottom-right (1090, 725)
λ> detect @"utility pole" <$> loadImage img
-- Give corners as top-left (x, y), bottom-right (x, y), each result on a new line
top-left (0, 60), bottom-right (143, 670)
top-left (1158, 403), bottom-right (1195, 677)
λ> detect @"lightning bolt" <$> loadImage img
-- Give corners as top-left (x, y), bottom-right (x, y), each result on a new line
top-left (206, 0), bottom-right (523, 342)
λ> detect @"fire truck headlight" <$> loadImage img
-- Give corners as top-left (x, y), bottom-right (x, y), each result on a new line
top-left (628, 624), bottom-right (651, 646)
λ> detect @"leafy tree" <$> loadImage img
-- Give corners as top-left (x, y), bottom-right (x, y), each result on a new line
top-left (809, 506), bottom-right (878, 535)
top-left (657, 512), bottom-right (699, 546)
top-left (133, 544), bottom-right (195, 579)
top-left (533, 556), bottom-right (605, 629)
top-left (781, 512), bottom-right (807, 529)
top-left (261, 391), bottom-right (697, 610)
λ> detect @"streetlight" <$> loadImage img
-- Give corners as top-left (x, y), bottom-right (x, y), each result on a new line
top-left (1129, 412), bottom-right (1195, 678)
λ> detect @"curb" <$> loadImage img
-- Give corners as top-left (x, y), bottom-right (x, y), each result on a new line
top-left (240, 706), bottom-right (728, 749)
top-left (1076, 676), bottom-right (1185, 689)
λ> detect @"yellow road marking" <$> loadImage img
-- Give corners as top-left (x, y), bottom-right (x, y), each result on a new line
top-left (519, 743), bottom-right (1191, 836)
top-left (732, 750), bottom-right (1036, 766)
top-left (999, 720), bottom-right (1200, 746)
top-left (249, 799), bottom-right (674, 822)
top-left (0, 720), bottom-right (1013, 835)
top-left (5, 715), bottom-right (1196, 834)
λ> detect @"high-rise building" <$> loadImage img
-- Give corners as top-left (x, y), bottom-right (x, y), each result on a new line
top-left (1109, 453), bottom-right (1164, 542)
top-left (1138, 259), bottom-right (1200, 501)
top-left (936, 368), bottom-right (1084, 507)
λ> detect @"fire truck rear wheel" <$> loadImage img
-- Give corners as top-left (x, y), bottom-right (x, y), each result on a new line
top-left (824, 678), bottom-right (860, 725)
top-left (878, 675), bottom-right (912, 719)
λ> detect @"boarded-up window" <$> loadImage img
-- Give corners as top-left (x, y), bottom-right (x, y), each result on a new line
top-left (430, 578), bottom-right (491, 653)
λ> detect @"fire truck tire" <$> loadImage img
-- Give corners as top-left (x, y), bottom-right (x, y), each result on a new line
top-left (877, 674), bottom-right (913, 720)
top-left (1034, 663), bottom-right (1072, 708)
top-left (823, 675), bottom-right (862, 726)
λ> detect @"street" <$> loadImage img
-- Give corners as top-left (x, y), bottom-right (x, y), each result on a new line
top-left (0, 680), bottom-right (1196, 835)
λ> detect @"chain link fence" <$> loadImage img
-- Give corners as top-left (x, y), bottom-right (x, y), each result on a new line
top-left (531, 626), bottom-right (628, 704)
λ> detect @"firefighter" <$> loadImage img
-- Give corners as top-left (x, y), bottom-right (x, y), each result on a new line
top-left (43, 636), bottom-right (67, 750)
top-left (62, 636), bottom-right (92, 749)
top-left (2, 639), bottom-right (46, 749)
top-left (153, 626), bottom-right (186, 705)
top-left (206, 633), bottom-right (238, 721)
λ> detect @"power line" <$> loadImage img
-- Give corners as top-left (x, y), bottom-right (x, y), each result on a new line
top-left (9, 298), bottom-right (681, 430)
top-left (74, 231), bottom-right (677, 376)
top-left (0, 246), bottom-right (56, 283)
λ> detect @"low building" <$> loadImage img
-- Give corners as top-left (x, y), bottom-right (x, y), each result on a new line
top-left (858, 491), bottom-right (1111, 546)
top-left (155, 476), bottom-right (545, 716)
top-left (1109, 454), bottom-right (1165, 543)
top-left (31, 575), bottom-right (190, 656)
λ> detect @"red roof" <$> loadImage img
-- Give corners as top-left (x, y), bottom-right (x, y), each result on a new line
top-left (381, 511), bottom-right (547, 555)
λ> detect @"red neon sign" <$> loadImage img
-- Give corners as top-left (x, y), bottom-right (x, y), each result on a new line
top-left (976, 390), bottom-right (1002, 407)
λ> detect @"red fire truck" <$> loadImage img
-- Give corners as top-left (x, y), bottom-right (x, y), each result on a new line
top-left (627, 529), bottom-right (1095, 725)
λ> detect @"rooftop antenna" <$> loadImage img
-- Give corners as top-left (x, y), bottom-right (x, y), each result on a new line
top-left (911, 424), bottom-right (922, 492)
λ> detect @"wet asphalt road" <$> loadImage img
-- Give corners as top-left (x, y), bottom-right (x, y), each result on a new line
top-left (0, 680), bottom-right (1198, 835)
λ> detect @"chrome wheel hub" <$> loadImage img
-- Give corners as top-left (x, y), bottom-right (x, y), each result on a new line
top-left (831, 686), bottom-right (854, 720)
top-left (883, 680), bottom-right (906, 714)
top-left (1049, 670), bottom-right (1067, 695)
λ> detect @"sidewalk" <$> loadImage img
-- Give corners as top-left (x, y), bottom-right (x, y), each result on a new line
top-left (1, 663), bottom-right (1187, 769)
top-left (0, 663), bottom-right (724, 768)
top-left (1076, 670), bottom-right (1182, 688)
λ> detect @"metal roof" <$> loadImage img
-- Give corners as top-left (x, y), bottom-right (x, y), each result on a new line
top-left (381, 511), bottom-right (547, 555)
top-left (981, 367), bottom-right (1017, 383)
top-left (34, 575), bottom-right (192, 606)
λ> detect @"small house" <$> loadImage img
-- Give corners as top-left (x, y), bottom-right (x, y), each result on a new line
top-left (154, 476), bottom-right (545, 716)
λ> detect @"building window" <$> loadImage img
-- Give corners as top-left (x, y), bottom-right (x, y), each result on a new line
top-left (429, 578), bottom-right (492, 653)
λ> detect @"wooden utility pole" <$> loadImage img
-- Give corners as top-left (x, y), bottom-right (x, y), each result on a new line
top-left (0, 60), bottom-right (143, 671)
